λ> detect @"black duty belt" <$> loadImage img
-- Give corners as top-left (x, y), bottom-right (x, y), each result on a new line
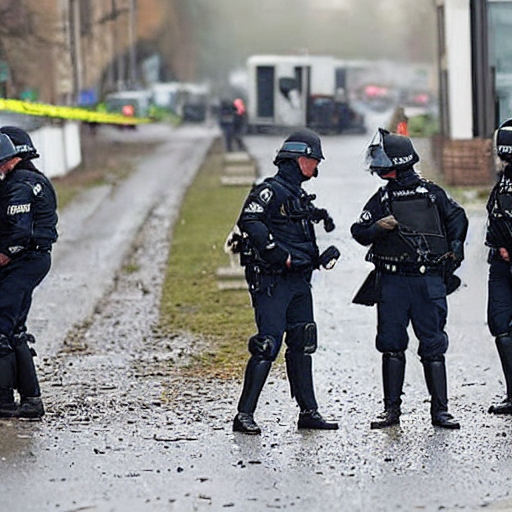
top-left (377, 262), bottom-right (444, 277)
top-left (27, 243), bottom-right (52, 252)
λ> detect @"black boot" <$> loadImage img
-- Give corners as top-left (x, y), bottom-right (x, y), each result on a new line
top-left (233, 412), bottom-right (261, 434)
top-left (18, 397), bottom-right (44, 419)
top-left (233, 356), bottom-right (271, 434)
top-left (298, 410), bottom-right (338, 430)
top-left (423, 356), bottom-right (460, 429)
top-left (0, 336), bottom-right (18, 418)
top-left (489, 335), bottom-right (512, 414)
top-left (371, 352), bottom-right (405, 429)
top-left (285, 350), bottom-right (338, 430)
top-left (0, 387), bottom-right (17, 418)
top-left (12, 332), bottom-right (43, 417)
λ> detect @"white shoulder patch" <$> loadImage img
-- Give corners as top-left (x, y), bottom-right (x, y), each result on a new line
top-left (244, 201), bottom-right (264, 214)
top-left (33, 183), bottom-right (42, 196)
top-left (360, 210), bottom-right (372, 222)
top-left (259, 187), bottom-right (273, 204)
top-left (7, 203), bottom-right (31, 215)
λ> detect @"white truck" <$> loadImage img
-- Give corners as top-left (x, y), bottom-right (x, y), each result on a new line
top-left (245, 54), bottom-right (366, 134)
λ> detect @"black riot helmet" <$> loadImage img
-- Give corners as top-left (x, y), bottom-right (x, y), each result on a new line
top-left (0, 126), bottom-right (39, 160)
top-left (0, 133), bottom-right (19, 165)
top-left (496, 118), bottom-right (512, 164)
top-left (365, 128), bottom-right (419, 175)
top-left (273, 128), bottom-right (325, 165)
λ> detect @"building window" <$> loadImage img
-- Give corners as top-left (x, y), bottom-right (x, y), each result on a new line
top-left (489, 1), bottom-right (512, 123)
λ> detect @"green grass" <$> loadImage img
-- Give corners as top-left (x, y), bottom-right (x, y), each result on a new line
top-left (159, 140), bottom-right (255, 378)
top-left (408, 114), bottom-right (440, 137)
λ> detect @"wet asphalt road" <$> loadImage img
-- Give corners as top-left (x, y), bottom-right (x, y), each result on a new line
top-left (1, 118), bottom-right (512, 511)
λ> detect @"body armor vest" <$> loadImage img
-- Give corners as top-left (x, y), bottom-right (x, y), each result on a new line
top-left (371, 189), bottom-right (449, 265)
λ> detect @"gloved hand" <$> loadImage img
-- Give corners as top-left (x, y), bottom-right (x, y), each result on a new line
top-left (449, 240), bottom-right (464, 270)
top-left (376, 215), bottom-right (398, 231)
top-left (318, 245), bottom-right (340, 270)
top-left (311, 208), bottom-right (335, 232)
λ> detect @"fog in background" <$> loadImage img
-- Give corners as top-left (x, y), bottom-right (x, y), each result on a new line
top-left (182, 0), bottom-right (436, 85)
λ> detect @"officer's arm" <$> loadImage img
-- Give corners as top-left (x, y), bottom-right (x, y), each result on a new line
top-left (350, 192), bottom-right (391, 246)
top-left (436, 185), bottom-right (469, 260)
top-left (238, 185), bottom-right (289, 267)
top-left (0, 181), bottom-right (34, 257)
top-left (484, 183), bottom-right (512, 250)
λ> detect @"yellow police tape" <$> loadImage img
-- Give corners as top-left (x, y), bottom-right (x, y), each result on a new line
top-left (0, 98), bottom-right (152, 125)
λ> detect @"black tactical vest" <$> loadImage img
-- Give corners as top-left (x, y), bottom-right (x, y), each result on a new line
top-left (371, 188), bottom-right (449, 265)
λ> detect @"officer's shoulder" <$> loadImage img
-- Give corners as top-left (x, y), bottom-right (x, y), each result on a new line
top-left (13, 167), bottom-right (48, 191)
top-left (247, 178), bottom-right (277, 202)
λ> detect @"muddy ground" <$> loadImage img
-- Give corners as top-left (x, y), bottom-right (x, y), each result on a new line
top-left (1, 120), bottom-right (512, 512)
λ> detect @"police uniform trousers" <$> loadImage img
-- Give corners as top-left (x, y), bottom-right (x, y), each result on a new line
top-left (0, 251), bottom-right (51, 338)
top-left (237, 269), bottom-right (319, 415)
top-left (0, 250), bottom-right (51, 402)
top-left (377, 273), bottom-right (448, 359)
top-left (487, 258), bottom-right (512, 337)
top-left (251, 271), bottom-right (314, 359)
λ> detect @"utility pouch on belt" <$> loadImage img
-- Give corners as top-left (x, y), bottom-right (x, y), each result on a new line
top-left (245, 265), bottom-right (262, 293)
top-left (352, 269), bottom-right (381, 306)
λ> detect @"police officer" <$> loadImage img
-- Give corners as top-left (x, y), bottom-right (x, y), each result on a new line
top-left (351, 128), bottom-right (468, 430)
top-left (218, 99), bottom-right (238, 152)
top-left (485, 118), bottom-right (512, 415)
top-left (232, 129), bottom-right (340, 434)
top-left (0, 126), bottom-right (58, 418)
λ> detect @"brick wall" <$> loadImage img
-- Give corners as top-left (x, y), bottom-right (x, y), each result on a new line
top-left (434, 137), bottom-right (494, 186)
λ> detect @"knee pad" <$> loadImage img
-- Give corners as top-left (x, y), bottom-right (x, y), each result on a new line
top-left (285, 322), bottom-right (317, 354)
top-left (248, 334), bottom-right (277, 361)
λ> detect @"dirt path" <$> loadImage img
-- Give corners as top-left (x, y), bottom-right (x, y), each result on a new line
top-left (2, 124), bottom-right (512, 512)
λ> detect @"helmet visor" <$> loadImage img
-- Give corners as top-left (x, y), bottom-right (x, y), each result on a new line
top-left (280, 141), bottom-right (323, 161)
top-left (365, 129), bottom-right (393, 172)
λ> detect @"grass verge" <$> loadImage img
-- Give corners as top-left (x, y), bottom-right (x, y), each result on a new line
top-left (159, 139), bottom-right (255, 378)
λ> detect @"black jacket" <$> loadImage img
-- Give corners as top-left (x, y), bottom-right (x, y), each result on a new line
top-left (0, 161), bottom-right (58, 257)
top-left (486, 166), bottom-right (512, 257)
top-left (237, 160), bottom-right (319, 272)
top-left (351, 170), bottom-right (468, 266)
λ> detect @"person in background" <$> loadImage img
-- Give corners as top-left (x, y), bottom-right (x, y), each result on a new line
top-left (388, 106), bottom-right (409, 136)
top-left (218, 99), bottom-right (237, 152)
top-left (232, 98), bottom-right (246, 151)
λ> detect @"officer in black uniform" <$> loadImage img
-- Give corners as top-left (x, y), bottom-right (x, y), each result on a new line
top-left (351, 128), bottom-right (468, 430)
top-left (231, 129), bottom-right (340, 434)
top-left (0, 126), bottom-right (58, 419)
top-left (485, 118), bottom-right (512, 415)
top-left (218, 99), bottom-right (238, 152)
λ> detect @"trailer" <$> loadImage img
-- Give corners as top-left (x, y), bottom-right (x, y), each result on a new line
top-left (246, 54), bottom-right (366, 134)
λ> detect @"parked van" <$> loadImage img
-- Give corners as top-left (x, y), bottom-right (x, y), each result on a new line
top-left (104, 89), bottom-right (153, 118)
top-left (246, 54), bottom-right (366, 133)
